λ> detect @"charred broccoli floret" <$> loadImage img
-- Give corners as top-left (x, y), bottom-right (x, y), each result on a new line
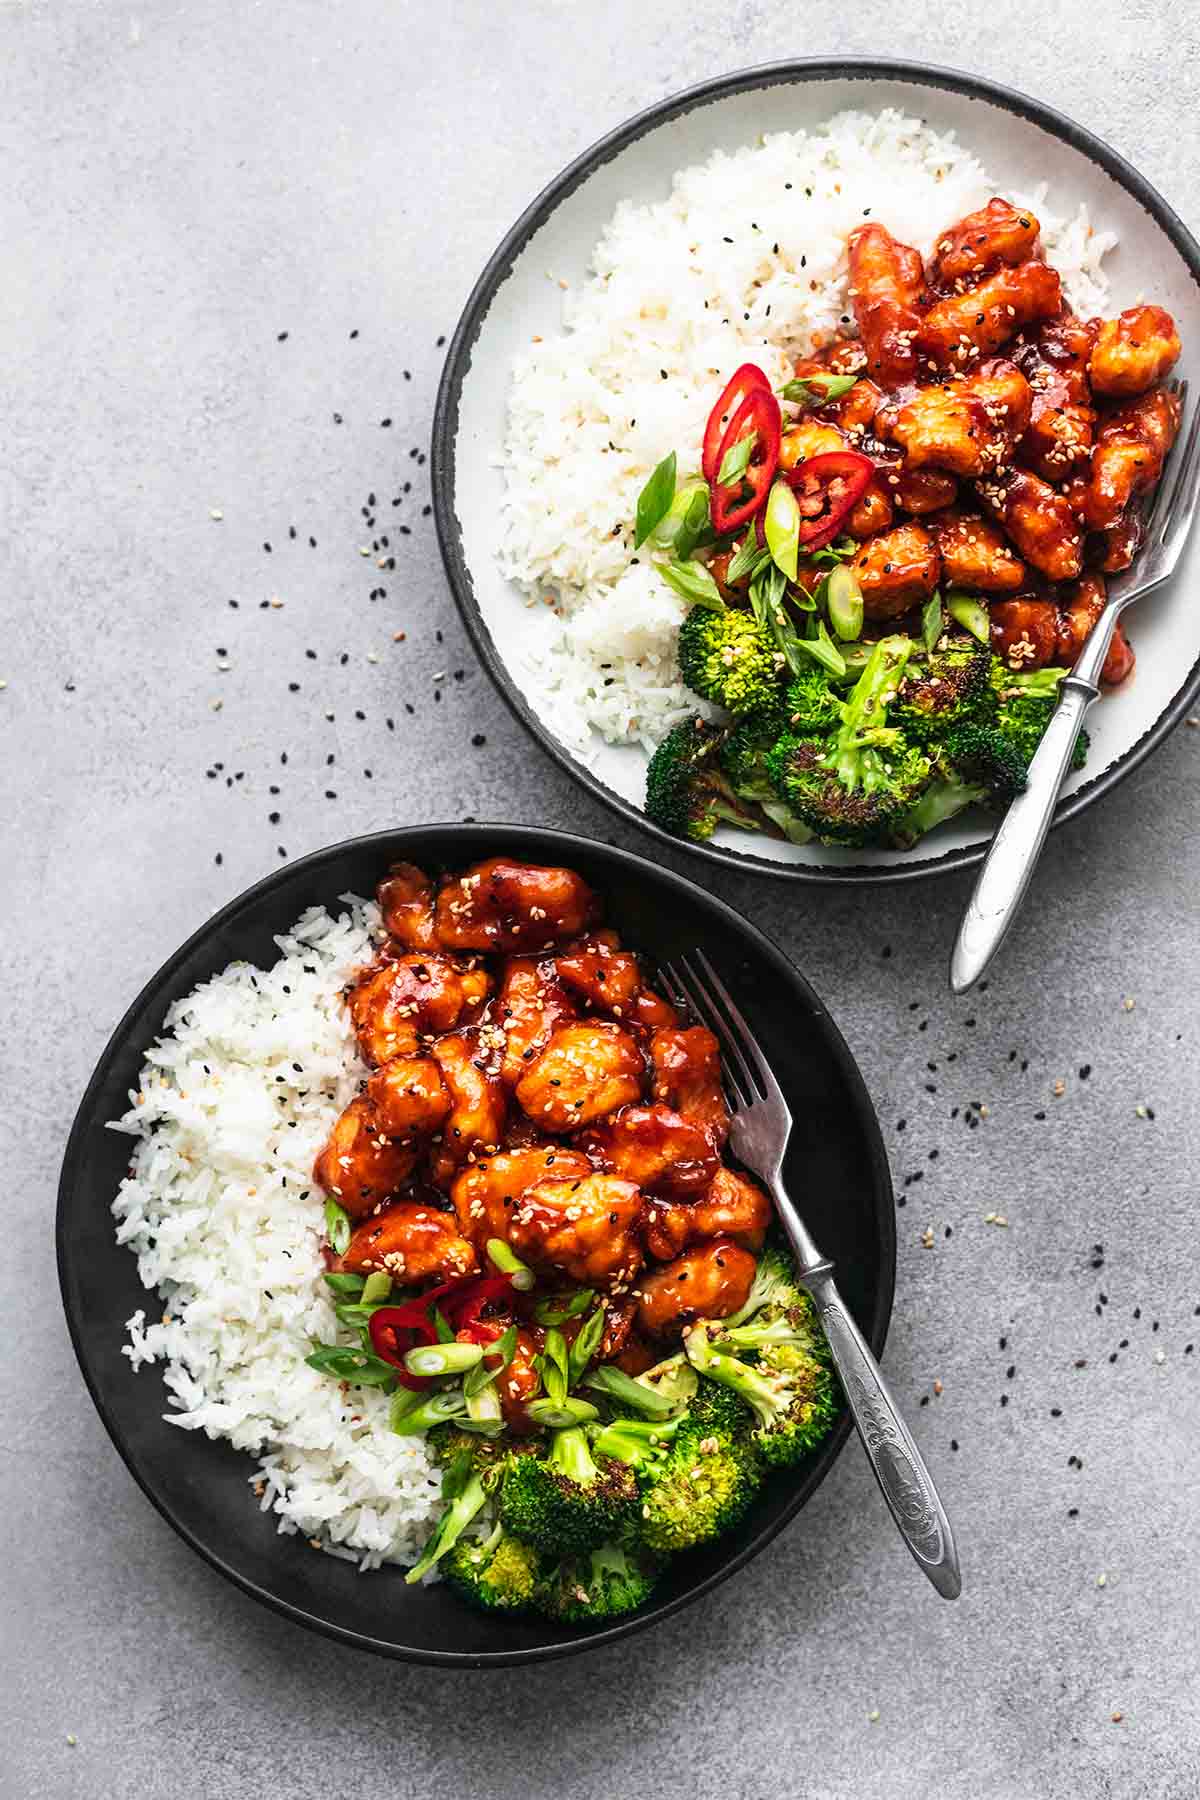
top-left (444, 1522), bottom-right (542, 1613)
top-left (594, 1399), bottom-right (761, 1553)
top-left (784, 665), bottom-right (844, 736)
top-left (684, 1324), bottom-right (839, 1470)
top-left (644, 717), bottom-right (765, 843)
top-left (498, 1425), bottom-right (639, 1555)
top-left (766, 637), bottom-right (931, 845)
top-left (719, 718), bottom-right (814, 844)
top-left (536, 1541), bottom-right (662, 1624)
top-left (677, 604), bottom-right (783, 718)
top-left (942, 720), bottom-right (1028, 803)
top-left (991, 662), bottom-right (1089, 772)
top-left (893, 642), bottom-right (994, 744)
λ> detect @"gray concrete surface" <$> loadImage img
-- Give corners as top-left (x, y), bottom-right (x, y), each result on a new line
top-left (3, 4), bottom-right (1200, 1797)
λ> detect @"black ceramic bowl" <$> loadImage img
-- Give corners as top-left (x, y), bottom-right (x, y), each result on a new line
top-left (58, 824), bottom-right (894, 1665)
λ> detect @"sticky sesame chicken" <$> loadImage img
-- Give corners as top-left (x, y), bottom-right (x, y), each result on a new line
top-left (916, 261), bottom-right (1061, 368)
top-left (642, 1166), bottom-right (772, 1261)
top-left (348, 952), bottom-right (491, 1066)
top-left (495, 955), bottom-right (577, 1086)
top-left (376, 861), bottom-right (439, 951)
top-left (977, 468), bottom-right (1084, 581)
top-left (989, 595), bottom-right (1061, 671)
top-left (1083, 385), bottom-right (1182, 531)
top-left (581, 1103), bottom-right (719, 1197)
top-left (1089, 305), bottom-right (1181, 399)
top-left (450, 1144), bottom-right (591, 1251)
top-left (846, 222), bottom-right (927, 382)
top-left (649, 1026), bottom-right (729, 1149)
top-left (428, 1029), bottom-right (507, 1181)
top-left (879, 360), bottom-right (1032, 476)
top-left (849, 522), bottom-right (941, 620)
top-left (331, 1201), bottom-right (478, 1282)
top-left (1055, 575), bottom-right (1136, 685)
top-left (313, 1096), bottom-right (420, 1219)
top-left (508, 1172), bottom-right (644, 1288)
top-left (434, 858), bottom-right (596, 953)
top-left (555, 931), bottom-right (643, 1019)
top-left (366, 1055), bottom-right (453, 1137)
top-left (931, 197), bottom-right (1042, 285)
top-left (516, 1021), bottom-right (644, 1133)
top-left (1012, 314), bottom-right (1097, 483)
top-left (933, 510), bottom-right (1027, 593)
top-left (635, 1239), bottom-right (758, 1338)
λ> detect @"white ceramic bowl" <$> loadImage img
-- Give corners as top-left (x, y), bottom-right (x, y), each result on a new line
top-left (433, 59), bottom-right (1200, 883)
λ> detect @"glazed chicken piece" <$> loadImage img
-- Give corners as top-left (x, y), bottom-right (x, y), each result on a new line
top-left (890, 466), bottom-right (958, 515)
top-left (635, 1238), bottom-right (758, 1338)
top-left (824, 339), bottom-right (870, 376)
top-left (931, 197), bottom-right (1042, 285)
top-left (330, 1200), bottom-right (478, 1282)
top-left (377, 862), bottom-right (438, 952)
top-left (450, 1144), bottom-right (591, 1250)
top-left (778, 417), bottom-right (847, 469)
top-left (582, 1103), bottom-right (719, 1198)
top-left (977, 468), bottom-right (1084, 581)
top-left (494, 1324), bottom-right (544, 1432)
top-left (650, 1026), bottom-right (729, 1150)
top-left (849, 522), bottom-right (941, 620)
top-left (434, 858), bottom-right (596, 953)
top-left (515, 1021), bottom-right (644, 1133)
top-left (495, 955), bottom-right (577, 1086)
top-left (1090, 510), bottom-right (1144, 574)
top-left (933, 510), bottom-right (1026, 593)
top-left (989, 596), bottom-right (1061, 672)
top-left (427, 1030), bottom-right (507, 1181)
top-left (366, 1055), bottom-right (453, 1137)
top-left (822, 376), bottom-right (884, 435)
top-left (632, 986), bottom-right (681, 1032)
top-left (846, 477), bottom-right (895, 540)
top-left (916, 261), bottom-right (1061, 368)
top-left (508, 1172), bottom-right (644, 1289)
top-left (846, 222), bottom-right (927, 382)
top-left (1083, 386), bottom-right (1182, 531)
top-left (642, 1166), bottom-right (772, 1261)
top-left (348, 953), bottom-right (491, 1066)
top-left (880, 360), bottom-right (1032, 476)
top-left (313, 1098), bottom-right (419, 1219)
top-left (1055, 575), bottom-right (1136, 685)
top-left (1012, 314), bottom-right (1097, 483)
top-left (1089, 305), bottom-right (1181, 399)
top-left (555, 931), bottom-right (643, 1019)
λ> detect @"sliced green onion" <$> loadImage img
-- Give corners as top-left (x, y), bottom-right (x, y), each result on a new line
top-left (778, 372), bottom-right (858, 407)
top-left (389, 1388), bottom-right (469, 1436)
top-left (525, 1396), bottom-right (600, 1429)
top-left (795, 619), bottom-right (847, 679)
top-left (567, 1306), bottom-right (606, 1387)
top-left (946, 590), bottom-right (991, 645)
top-left (717, 429), bottom-right (756, 488)
top-left (634, 451), bottom-right (677, 548)
top-left (764, 480), bottom-right (801, 582)
top-left (653, 477), bottom-right (710, 561)
top-left (305, 1343), bottom-right (395, 1387)
top-left (323, 1272), bottom-right (365, 1298)
top-left (538, 1328), bottom-right (570, 1407)
top-left (534, 1289), bottom-right (595, 1327)
top-left (922, 589), bottom-right (945, 655)
top-left (404, 1469), bottom-right (489, 1584)
top-left (583, 1364), bottom-right (681, 1418)
top-left (725, 527), bottom-right (770, 587)
top-left (826, 565), bottom-right (864, 641)
top-left (656, 557), bottom-right (725, 612)
top-left (323, 1198), bottom-right (351, 1256)
top-left (361, 1271), bottom-right (392, 1306)
top-left (430, 1304), bottom-right (456, 1345)
top-left (404, 1341), bottom-right (484, 1378)
top-left (463, 1378), bottom-right (504, 1435)
top-left (485, 1238), bottom-right (534, 1292)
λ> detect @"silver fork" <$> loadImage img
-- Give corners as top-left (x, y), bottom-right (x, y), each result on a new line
top-left (951, 379), bottom-right (1200, 994)
top-left (664, 949), bottom-right (962, 1601)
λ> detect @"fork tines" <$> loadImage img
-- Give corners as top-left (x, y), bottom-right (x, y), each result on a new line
top-left (663, 950), bottom-right (784, 1114)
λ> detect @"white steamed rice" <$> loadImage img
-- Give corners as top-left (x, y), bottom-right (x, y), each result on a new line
top-left (497, 107), bottom-right (1115, 760)
top-left (110, 896), bottom-right (445, 1570)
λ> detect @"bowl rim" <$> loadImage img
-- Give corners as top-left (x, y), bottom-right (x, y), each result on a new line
top-left (57, 821), bottom-right (896, 1665)
top-left (431, 54), bottom-right (1200, 886)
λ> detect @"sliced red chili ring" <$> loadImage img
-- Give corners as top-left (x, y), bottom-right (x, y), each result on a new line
top-left (785, 449), bottom-right (874, 551)
top-left (710, 388), bottom-right (782, 536)
top-left (453, 1275), bottom-right (517, 1336)
top-left (701, 363), bottom-right (772, 484)
top-left (367, 1271), bottom-right (514, 1388)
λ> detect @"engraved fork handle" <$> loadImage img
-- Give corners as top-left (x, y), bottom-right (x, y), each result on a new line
top-left (950, 602), bottom-right (1121, 995)
top-left (793, 1255), bottom-right (962, 1599)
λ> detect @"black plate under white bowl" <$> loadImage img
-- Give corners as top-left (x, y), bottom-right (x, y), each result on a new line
top-left (433, 59), bottom-right (1200, 883)
top-left (58, 825), bottom-right (894, 1666)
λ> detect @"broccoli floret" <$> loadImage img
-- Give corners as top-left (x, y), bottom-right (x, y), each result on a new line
top-left (444, 1522), bottom-right (542, 1613)
top-left (536, 1541), bottom-right (662, 1624)
top-left (991, 663), bottom-right (1089, 772)
top-left (893, 643), bottom-right (994, 744)
top-left (684, 1326), bottom-right (839, 1470)
top-left (644, 717), bottom-right (766, 843)
top-left (719, 718), bottom-right (814, 844)
top-left (499, 1425), bottom-right (639, 1555)
top-left (766, 637), bottom-right (931, 845)
top-left (686, 1375), bottom-right (756, 1441)
top-left (942, 721), bottom-right (1029, 803)
top-left (891, 770), bottom-right (989, 847)
top-left (428, 1424), bottom-right (525, 1477)
top-left (721, 1241), bottom-right (806, 1327)
top-left (677, 604), bottom-right (783, 718)
top-left (404, 1453), bottom-right (491, 1585)
top-left (594, 1396), bottom-right (761, 1552)
top-left (784, 665), bottom-right (844, 736)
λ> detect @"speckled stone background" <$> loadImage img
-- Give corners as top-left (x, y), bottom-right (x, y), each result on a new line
top-left (5, 4), bottom-right (1200, 1797)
